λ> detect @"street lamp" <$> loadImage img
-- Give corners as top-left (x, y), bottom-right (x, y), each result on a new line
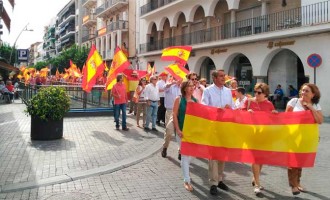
top-left (9, 23), bottom-right (33, 66)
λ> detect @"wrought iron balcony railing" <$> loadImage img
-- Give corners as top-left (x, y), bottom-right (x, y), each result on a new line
top-left (140, 0), bottom-right (178, 16)
top-left (140, 0), bottom-right (330, 53)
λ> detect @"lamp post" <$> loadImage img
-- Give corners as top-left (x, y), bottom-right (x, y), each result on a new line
top-left (9, 23), bottom-right (33, 66)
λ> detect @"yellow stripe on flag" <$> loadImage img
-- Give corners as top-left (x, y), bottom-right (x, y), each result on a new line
top-left (183, 115), bottom-right (318, 153)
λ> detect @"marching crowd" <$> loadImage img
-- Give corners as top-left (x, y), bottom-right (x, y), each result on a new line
top-left (111, 69), bottom-right (323, 197)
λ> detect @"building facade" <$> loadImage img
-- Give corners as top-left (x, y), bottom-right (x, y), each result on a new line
top-left (80, 0), bottom-right (137, 66)
top-left (55, 0), bottom-right (76, 54)
top-left (137, 0), bottom-right (330, 116)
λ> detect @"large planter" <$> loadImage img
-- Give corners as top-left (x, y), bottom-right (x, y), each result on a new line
top-left (31, 116), bottom-right (63, 140)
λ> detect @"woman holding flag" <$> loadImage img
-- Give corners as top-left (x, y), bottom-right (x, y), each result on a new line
top-left (242, 82), bottom-right (277, 196)
top-left (285, 83), bottom-right (323, 195)
top-left (172, 80), bottom-right (198, 192)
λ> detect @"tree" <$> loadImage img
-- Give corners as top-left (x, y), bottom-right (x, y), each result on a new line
top-left (0, 43), bottom-right (15, 65)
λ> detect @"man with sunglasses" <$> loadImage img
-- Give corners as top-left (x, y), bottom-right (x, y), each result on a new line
top-left (201, 69), bottom-right (235, 196)
top-left (187, 72), bottom-right (204, 102)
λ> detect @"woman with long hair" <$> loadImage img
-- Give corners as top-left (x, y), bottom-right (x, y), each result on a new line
top-left (286, 83), bottom-right (323, 195)
top-left (173, 80), bottom-right (197, 192)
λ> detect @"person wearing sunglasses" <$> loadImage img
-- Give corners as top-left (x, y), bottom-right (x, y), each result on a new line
top-left (242, 82), bottom-right (277, 196)
top-left (187, 72), bottom-right (204, 103)
top-left (285, 83), bottom-right (323, 195)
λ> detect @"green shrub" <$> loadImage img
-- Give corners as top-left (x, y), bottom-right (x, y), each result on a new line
top-left (25, 86), bottom-right (70, 121)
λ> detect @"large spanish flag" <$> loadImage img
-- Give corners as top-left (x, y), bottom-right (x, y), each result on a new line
top-left (161, 46), bottom-right (192, 65)
top-left (105, 47), bottom-right (130, 90)
top-left (181, 103), bottom-right (319, 167)
top-left (82, 45), bottom-right (105, 92)
top-left (165, 63), bottom-right (189, 81)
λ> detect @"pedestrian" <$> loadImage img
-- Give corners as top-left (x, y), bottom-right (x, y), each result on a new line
top-left (234, 87), bottom-right (247, 109)
top-left (135, 78), bottom-right (147, 128)
top-left (128, 70), bottom-right (139, 115)
top-left (144, 75), bottom-right (160, 131)
top-left (286, 83), bottom-right (323, 195)
top-left (111, 74), bottom-right (129, 131)
top-left (156, 72), bottom-right (167, 126)
top-left (161, 78), bottom-right (182, 158)
top-left (242, 82), bottom-right (277, 196)
top-left (173, 80), bottom-right (197, 191)
top-left (187, 72), bottom-right (204, 103)
top-left (201, 69), bottom-right (234, 195)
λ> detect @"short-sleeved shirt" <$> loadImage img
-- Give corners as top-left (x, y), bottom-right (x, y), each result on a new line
top-left (242, 99), bottom-right (275, 112)
top-left (112, 82), bottom-right (127, 105)
top-left (287, 98), bottom-right (321, 112)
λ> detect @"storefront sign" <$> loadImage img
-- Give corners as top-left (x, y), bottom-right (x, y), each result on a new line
top-left (267, 40), bottom-right (295, 49)
top-left (211, 48), bottom-right (227, 54)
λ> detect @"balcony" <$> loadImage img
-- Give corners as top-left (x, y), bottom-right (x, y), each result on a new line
top-left (58, 11), bottom-right (75, 27)
top-left (82, 14), bottom-right (97, 27)
top-left (107, 20), bottom-right (128, 33)
top-left (82, 34), bottom-right (96, 43)
top-left (96, 0), bottom-right (128, 18)
top-left (140, 0), bottom-right (178, 16)
top-left (82, 0), bottom-right (97, 8)
top-left (140, 0), bottom-right (330, 53)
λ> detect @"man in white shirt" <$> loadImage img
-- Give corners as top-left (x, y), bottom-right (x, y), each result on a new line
top-left (201, 69), bottom-right (235, 196)
top-left (161, 78), bottom-right (182, 158)
top-left (156, 73), bottom-right (167, 126)
top-left (144, 75), bottom-right (160, 131)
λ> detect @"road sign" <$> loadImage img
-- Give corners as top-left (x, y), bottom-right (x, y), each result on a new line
top-left (307, 53), bottom-right (322, 68)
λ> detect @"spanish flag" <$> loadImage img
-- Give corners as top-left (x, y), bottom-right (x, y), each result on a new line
top-left (82, 45), bottom-right (105, 92)
top-left (181, 103), bottom-right (319, 167)
top-left (105, 46), bottom-right (130, 90)
top-left (145, 63), bottom-right (155, 81)
top-left (165, 63), bottom-right (189, 81)
top-left (161, 46), bottom-right (192, 65)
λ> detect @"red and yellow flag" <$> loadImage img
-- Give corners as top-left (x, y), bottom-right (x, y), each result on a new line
top-left (82, 45), bottom-right (105, 92)
top-left (105, 47), bottom-right (130, 90)
top-left (145, 63), bottom-right (155, 81)
top-left (181, 103), bottom-right (319, 168)
top-left (39, 67), bottom-right (49, 77)
top-left (161, 46), bottom-right (192, 65)
top-left (165, 63), bottom-right (189, 81)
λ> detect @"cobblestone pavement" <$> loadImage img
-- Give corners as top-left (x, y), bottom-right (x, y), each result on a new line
top-left (0, 101), bottom-right (330, 200)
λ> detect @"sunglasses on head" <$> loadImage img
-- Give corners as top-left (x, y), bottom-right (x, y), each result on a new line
top-left (254, 91), bottom-right (263, 95)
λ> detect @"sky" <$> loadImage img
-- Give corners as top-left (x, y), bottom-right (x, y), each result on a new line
top-left (1, 0), bottom-right (70, 49)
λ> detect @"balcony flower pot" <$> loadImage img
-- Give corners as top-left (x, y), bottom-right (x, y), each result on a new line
top-left (25, 86), bottom-right (70, 140)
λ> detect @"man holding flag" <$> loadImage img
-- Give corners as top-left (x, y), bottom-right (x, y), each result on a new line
top-left (201, 69), bottom-right (234, 195)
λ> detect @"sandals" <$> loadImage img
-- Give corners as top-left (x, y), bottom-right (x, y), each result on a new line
top-left (298, 185), bottom-right (306, 193)
top-left (252, 181), bottom-right (264, 190)
top-left (184, 182), bottom-right (193, 192)
top-left (292, 187), bottom-right (300, 195)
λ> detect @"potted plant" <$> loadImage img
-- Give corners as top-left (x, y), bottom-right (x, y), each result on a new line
top-left (25, 86), bottom-right (70, 140)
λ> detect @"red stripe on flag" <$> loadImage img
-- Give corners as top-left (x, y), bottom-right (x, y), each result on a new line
top-left (185, 102), bottom-right (316, 125)
top-left (181, 142), bottom-right (316, 167)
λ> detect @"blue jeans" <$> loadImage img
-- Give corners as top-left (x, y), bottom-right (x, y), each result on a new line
top-left (176, 132), bottom-right (193, 183)
top-left (114, 103), bottom-right (127, 129)
top-left (145, 101), bottom-right (158, 128)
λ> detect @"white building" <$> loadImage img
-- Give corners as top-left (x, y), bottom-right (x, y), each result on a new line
top-left (137, 0), bottom-right (330, 116)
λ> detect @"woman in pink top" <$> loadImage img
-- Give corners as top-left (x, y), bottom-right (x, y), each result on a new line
top-left (242, 83), bottom-right (277, 196)
top-left (111, 74), bottom-right (129, 131)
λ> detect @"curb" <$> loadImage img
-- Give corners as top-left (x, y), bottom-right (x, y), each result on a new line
top-left (0, 137), bottom-right (163, 193)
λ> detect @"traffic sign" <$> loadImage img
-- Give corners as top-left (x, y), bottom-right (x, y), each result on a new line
top-left (307, 53), bottom-right (322, 68)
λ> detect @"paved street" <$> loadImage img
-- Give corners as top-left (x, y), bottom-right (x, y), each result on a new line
top-left (0, 101), bottom-right (330, 200)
